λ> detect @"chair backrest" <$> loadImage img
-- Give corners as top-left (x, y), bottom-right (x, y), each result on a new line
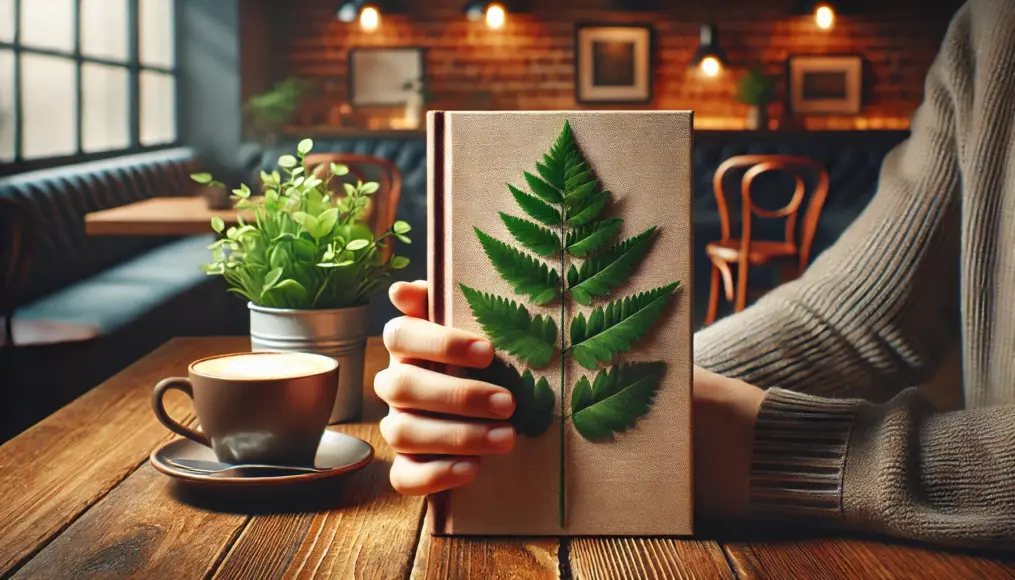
top-left (303, 153), bottom-right (403, 261)
top-left (712, 154), bottom-right (830, 271)
top-left (0, 197), bottom-right (34, 345)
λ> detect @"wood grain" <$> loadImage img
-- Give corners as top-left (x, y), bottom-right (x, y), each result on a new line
top-left (410, 512), bottom-right (559, 580)
top-left (11, 464), bottom-right (248, 580)
top-left (569, 538), bottom-right (734, 580)
top-left (725, 538), bottom-right (1015, 580)
top-left (84, 197), bottom-right (252, 236)
top-left (213, 423), bottom-right (425, 580)
top-left (0, 337), bottom-right (242, 575)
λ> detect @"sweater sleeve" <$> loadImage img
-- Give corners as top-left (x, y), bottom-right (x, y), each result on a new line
top-left (693, 6), bottom-right (967, 402)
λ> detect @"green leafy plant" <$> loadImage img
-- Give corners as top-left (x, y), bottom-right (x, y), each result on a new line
top-left (190, 138), bottom-right (411, 310)
top-left (460, 121), bottom-right (680, 526)
top-left (736, 67), bottom-right (777, 106)
top-left (245, 77), bottom-right (314, 144)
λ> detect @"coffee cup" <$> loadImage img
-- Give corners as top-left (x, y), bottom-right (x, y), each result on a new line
top-left (152, 351), bottom-right (339, 466)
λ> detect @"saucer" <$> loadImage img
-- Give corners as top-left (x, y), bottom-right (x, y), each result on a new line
top-left (151, 429), bottom-right (374, 488)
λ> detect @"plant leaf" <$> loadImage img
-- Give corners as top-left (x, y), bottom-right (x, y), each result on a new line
top-left (460, 285), bottom-right (557, 368)
top-left (569, 282), bottom-right (679, 369)
top-left (318, 207), bottom-right (339, 235)
top-left (499, 213), bottom-right (561, 257)
top-left (191, 172), bottom-right (213, 184)
top-left (570, 362), bottom-right (666, 440)
top-left (390, 256), bottom-right (410, 269)
top-left (210, 216), bottom-right (225, 234)
top-left (568, 227), bottom-right (656, 305)
top-left (360, 182), bottom-right (380, 194)
top-left (523, 171), bottom-right (562, 204)
top-left (263, 267), bottom-right (283, 293)
top-left (475, 228), bottom-right (560, 305)
top-left (566, 191), bottom-right (608, 227)
top-left (278, 154), bottom-right (297, 168)
top-left (393, 220), bottom-right (411, 234)
top-left (565, 218), bottom-right (621, 257)
top-left (469, 360), bottom-right (555, 437)
top-left (297, 138), bottom-right (314, 155)
top-left (346, 239), bottom-right (370, 251)
top-left (509, 184), bottom-right (561, 226)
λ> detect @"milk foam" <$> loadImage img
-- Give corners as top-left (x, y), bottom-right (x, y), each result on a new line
top-left (193, 352), bottom-right (336, 380)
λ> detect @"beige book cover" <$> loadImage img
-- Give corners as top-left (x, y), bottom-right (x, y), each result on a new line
top-left (427, 110), bottom-right (693, 536)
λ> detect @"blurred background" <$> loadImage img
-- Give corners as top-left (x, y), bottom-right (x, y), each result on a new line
top-left (0, 0), bottom-right (964, 436)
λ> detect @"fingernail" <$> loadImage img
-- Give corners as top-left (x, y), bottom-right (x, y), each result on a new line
top-left (469, 340), bottom-right (493, 360)
top-left (451, 460), bottom-right (476, 477)
top-left (487, 426), bottom-right (515, 447)
top-left (489, 393), bottom-right (514, 418)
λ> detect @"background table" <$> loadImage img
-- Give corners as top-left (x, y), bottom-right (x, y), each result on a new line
top-left (1, 338), bottom-right (1013, 579)
top-left (85, 197), bottom-right (252, 236)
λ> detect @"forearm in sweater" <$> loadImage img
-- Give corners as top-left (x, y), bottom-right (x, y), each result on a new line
top-left (751, 388), bottom-right (1015, 550)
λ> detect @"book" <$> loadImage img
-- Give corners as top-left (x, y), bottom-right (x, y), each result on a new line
top-left (427, 111), bottom-right (693, 536)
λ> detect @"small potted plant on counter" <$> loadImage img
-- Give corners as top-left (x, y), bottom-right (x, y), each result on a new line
top-left (737, 67), bottom-right (777, 131)
top-left (192, 138), bottom-right (411, 422)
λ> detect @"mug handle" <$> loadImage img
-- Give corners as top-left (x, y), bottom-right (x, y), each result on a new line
top-left (152, 378), bottom-right (211, 447)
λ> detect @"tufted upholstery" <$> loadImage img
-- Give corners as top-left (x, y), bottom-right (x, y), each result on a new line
top-left (259, 130), bottom-right (908, 328)
top-left (0, 148), bottom-right (199, 305)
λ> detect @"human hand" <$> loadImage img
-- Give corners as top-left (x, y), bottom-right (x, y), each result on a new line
top-left (375, 280), bottom-right (516, 496)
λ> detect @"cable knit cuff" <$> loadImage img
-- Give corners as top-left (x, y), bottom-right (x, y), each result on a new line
top-left (749, 388), bottom-right (861, 520)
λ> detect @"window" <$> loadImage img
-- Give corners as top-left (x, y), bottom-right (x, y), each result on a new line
top-left (0, 0), bottom-right (177, 168)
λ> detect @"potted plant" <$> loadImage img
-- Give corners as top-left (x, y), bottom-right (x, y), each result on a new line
top-left (190, 139), bottom-right (411, 422)
top-left (736, 67), bottom-right (777, 130)
top-left (244, 77), bottom-right (312, 146)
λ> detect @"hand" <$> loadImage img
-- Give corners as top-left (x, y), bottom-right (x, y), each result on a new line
top-left (376, 280), bottom-right (516, 496)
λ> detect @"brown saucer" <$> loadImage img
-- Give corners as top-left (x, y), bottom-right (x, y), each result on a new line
top-left (151, 429), bottom-right (374, 488)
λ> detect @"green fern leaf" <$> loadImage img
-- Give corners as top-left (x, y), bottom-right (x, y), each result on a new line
top-left (524, 171), bottom-right (562, 204)
top-left (470, 360), bottom-right (555, 437)
top-left (460, 284), bottom-right (558, 368)
top-left (566, 191), bottom-right (609, 227)
top-left (566, 160), bottom-right (588, 181)
top-left (569, 282), bottom-right (679, 369)
top-left (568, 227), bottom-right (657, 305)
top-left (565, 218), bottom-right (622, 257)
top-left (536, 160), bottom-right (563, 190)
top-left (509, 184), bottom-right (561, 226)
top-left (500, 213), bottom-right (561, 257)
top-left (475, 228), bottom-right (559, 305)
top-left (571, 362), bottom-right (666, 440)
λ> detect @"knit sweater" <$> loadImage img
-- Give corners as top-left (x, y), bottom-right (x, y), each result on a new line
top-left (694, 0), bottom-right (1015, 549)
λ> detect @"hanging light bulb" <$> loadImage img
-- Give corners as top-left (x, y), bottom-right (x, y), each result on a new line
top-left (485, 3), bottom-right (506, 29)
top-left (690, 24), bottom-right (728, 78)
top-left (359, 4), bottom-right (380, 31)
top-left (815, 3), bottom-right (835, 30)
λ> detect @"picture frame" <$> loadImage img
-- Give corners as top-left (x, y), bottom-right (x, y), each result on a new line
top-left (787, 55), bottom-right (863, 114)
top-left (349, 47), bottom-right (425, 106)
top-left (575, 23), bottom-right (653, 104)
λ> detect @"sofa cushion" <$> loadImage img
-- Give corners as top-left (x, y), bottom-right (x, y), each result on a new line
top-left (0, 148), bottom-right (199, 306)
top-left (15, 235), bottom-right (215, 335)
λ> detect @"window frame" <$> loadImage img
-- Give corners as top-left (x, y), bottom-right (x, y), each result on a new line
top-left (0, 0), bottom-right (180, 175)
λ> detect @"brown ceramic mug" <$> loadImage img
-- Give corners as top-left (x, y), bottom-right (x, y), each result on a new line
top-left (152, 351), bottom-right (340, 466)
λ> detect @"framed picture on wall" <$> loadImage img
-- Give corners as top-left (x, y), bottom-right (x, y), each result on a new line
top-left (575, 23), bottom-right (653, 103)
top-left (787, 55), bottom-right (863, 114)
top-left (349, 47), bottom-right (425, 106)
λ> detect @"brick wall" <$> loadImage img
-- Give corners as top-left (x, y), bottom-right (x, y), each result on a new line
top-left (277, 0), bottom-right (962, 130)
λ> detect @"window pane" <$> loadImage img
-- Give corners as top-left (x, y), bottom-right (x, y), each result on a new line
top-left (0, 50), bottom-right (13, 161)
top-left (140, 0), bottom-right (175, 68)
top-left (83, 64), bottom-right (129, 152)
top-left (21, 0), bottom-right (74, 53)
top-left (81, 0), bottom-right (129, 62)
top-left (22, 54), bottom-right (77, 159)
top-left (0, 0), bottom-right (13, 43)
top-left (140, 70), bottom-right (175, 145)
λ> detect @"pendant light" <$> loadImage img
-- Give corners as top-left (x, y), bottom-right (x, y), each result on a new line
top-left (337, 0), bottom-right (381, 31)
top-left (793, 1), bottom-right (838, 30)
top-left (464, 1), bottom-right (507, 29)
top-left (690, 23), bottom-right (728, 78)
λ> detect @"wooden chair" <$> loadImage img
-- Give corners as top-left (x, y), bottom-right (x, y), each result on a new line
top-left (0, 198), bottom-right (97, 347)
top-left (704, 155), bottom-right (830, 325)
top-left (303, 153), bottom-right (403, 262)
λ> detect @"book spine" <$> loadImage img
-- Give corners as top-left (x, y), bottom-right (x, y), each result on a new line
top-left (425, 110), bottom-right (452, 535)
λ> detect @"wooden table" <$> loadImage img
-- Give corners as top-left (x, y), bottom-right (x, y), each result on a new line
top-left (2, 337), bottom-right (1013, 579)
top-left (85, 197), bottom-right (252, 236)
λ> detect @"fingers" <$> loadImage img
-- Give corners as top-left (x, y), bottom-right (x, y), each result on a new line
top-left (379, 410), bottom-right (515, 456)
top-left (383, 316), bottom-right (494, 368)
top-left (389, 454), bottom-right (478, 495)
top-left (389, 280), bottom-right (429, 319)
top-left (375, 364), bottom-right (515, 420)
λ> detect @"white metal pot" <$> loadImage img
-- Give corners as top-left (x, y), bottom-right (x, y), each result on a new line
top-left (248, 302), bottom-right (369, 423)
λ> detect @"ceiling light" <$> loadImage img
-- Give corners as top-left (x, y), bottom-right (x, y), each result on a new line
top-left (690, 24), bottom-right (728, 78)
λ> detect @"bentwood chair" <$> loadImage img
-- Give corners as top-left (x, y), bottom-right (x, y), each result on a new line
top-left (704, 155), bottom-right (830, 325)
top-left (303, 153), bottom-right (403, 262)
